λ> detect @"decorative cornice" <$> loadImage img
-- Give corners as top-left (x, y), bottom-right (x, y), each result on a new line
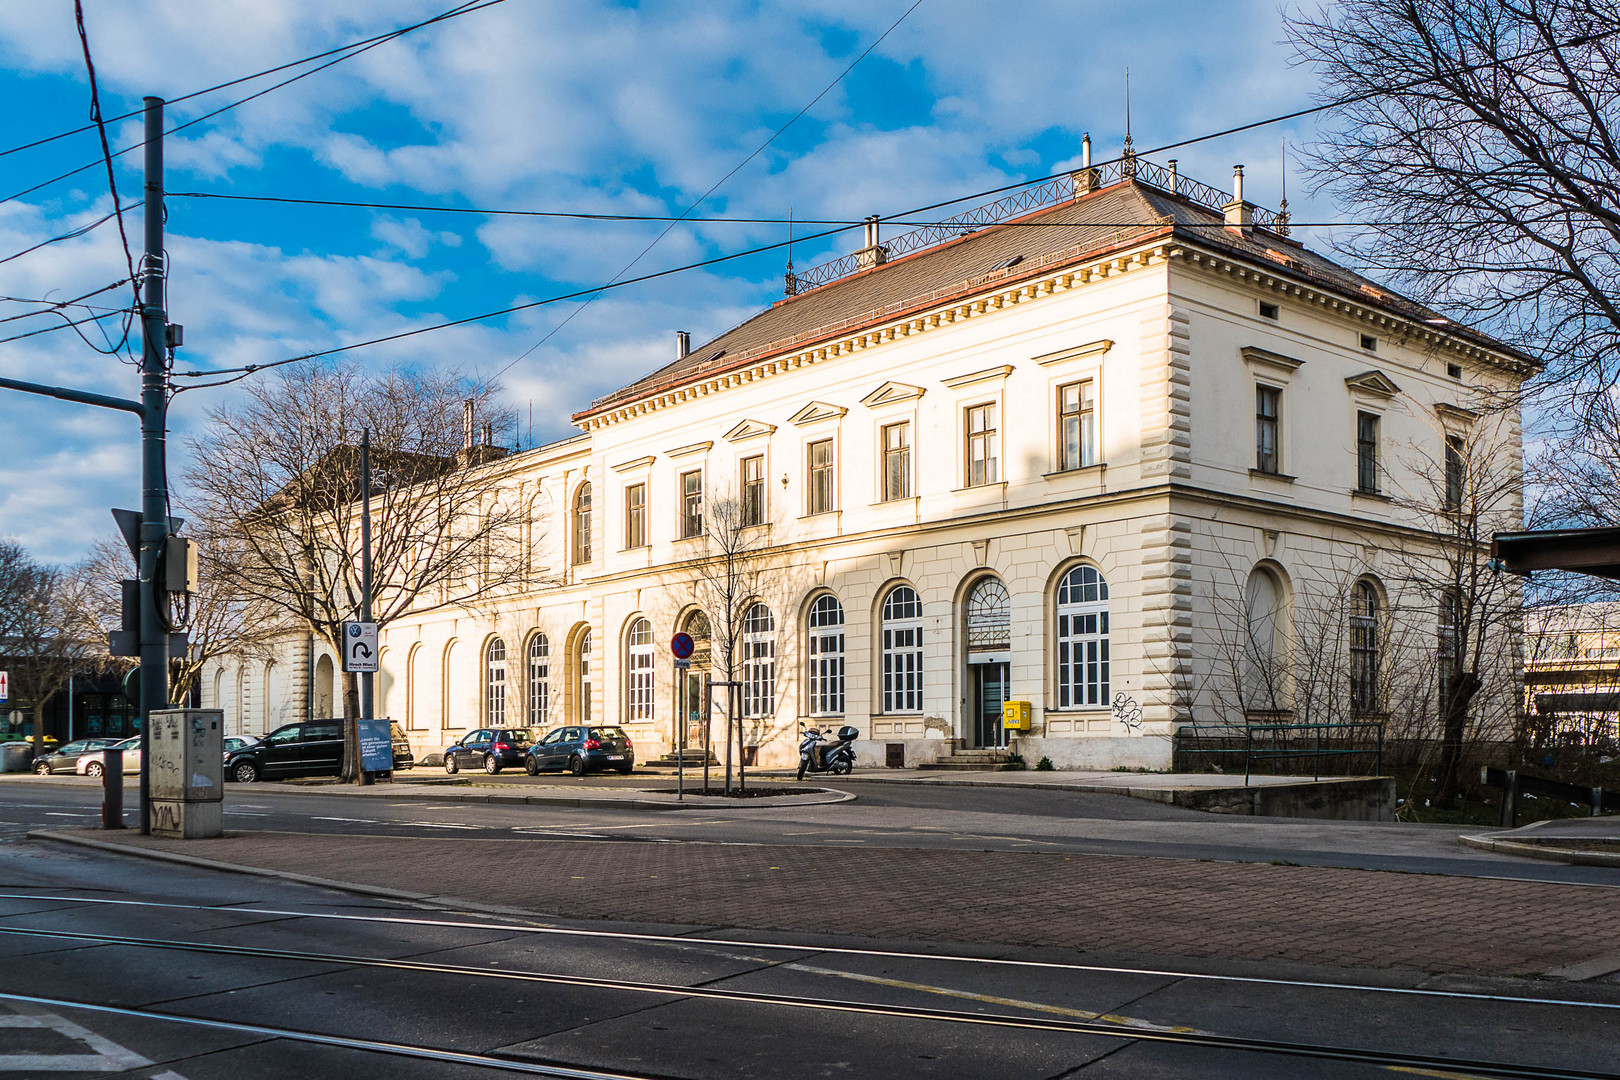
top-left (1034, 339), bottom-right (1113, 366)
top-left (1172, 242), bottom-right (1535, 378)
top-left (1344, 369), bottom-right (1401, 399)
top-left (724, 418), bottom-right (777, 442)
top-left (573, 232), bottom-right (1178, 432)
top-left (611, 455), bottom-right (655, 473)
top-left (942, 364), bottom-right (1015, 390)
top-left (860, 381), bottom-right (926, 407)
top-left (789, 401), bottom-right (848, 426)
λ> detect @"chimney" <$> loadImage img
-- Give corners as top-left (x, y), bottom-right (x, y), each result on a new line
top-left (462, 398), bottom-right (476, 451)
top-left (856, 215), bottom-right (887, 271)
top-left (1223, 164), bottom-right (1254, 235)
top-left (481, 420), bottom-right (493, 446)
top-left (676, 330), bottom-right (691, 359)
top-left (1167, 159), bottom-right (1179, 195)
top-left (1072, 133), bottom-right (1099, 194)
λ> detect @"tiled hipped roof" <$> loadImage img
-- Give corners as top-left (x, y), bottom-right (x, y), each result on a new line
top-left (573, 173), bottom-right (1533, 426)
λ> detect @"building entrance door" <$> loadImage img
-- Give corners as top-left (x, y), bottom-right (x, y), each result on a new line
top-left (972, 662), bottom-right (1009, 748)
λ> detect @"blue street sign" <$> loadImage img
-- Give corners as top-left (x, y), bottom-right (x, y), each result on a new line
top-left (671, 632), bottom-right (695, 659)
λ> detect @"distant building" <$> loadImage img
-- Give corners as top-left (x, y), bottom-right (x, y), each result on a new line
top-left (1523, 603), bottom-right (1620, 746)
top-left (202, 155), bottom-right (1533, 770)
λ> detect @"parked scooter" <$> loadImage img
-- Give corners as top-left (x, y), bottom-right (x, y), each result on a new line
top-left (797, 725), bottom-right (857, 780)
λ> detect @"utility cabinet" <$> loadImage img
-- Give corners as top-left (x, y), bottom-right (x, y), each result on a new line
top-left (148, 708), bottom-right (223, 839)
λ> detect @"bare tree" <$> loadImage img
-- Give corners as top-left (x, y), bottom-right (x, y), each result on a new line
top-left (185, 360), bottom-right (536, 778)
top-left (1287, 0), bottom-right (1616, 398)
top-left (0, 543), bottom-right (103, 753)
top-left (74, 534), bottom-right (271, 707)
top-left (1384, 409), bottom-right (1527, 805)
top-left (689, 491), bottom-right (771, 793)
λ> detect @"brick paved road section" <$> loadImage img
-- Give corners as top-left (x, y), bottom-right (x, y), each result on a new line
top-left (89, 832), bottom-right (1620, 977)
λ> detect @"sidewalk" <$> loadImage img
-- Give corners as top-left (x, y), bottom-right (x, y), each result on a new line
top-left (1460, 816), bottom-right (1620, 867)
top-left (37, 825), bottom-right (1620, 982)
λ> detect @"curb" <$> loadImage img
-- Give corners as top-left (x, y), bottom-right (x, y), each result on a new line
top-left (1458, 833), bottom-right (1620, 867)
top-left (0, 774), bottom-right (854, 811)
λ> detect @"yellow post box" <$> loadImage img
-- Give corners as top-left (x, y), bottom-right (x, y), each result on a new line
top-left (1002, 700), bottom-right (1032, 731)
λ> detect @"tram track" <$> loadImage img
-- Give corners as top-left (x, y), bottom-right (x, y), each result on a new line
top-left (0, 890), bottom-right (1615, 1014)
top-left (0, 919), bottom-right (1615, 1079)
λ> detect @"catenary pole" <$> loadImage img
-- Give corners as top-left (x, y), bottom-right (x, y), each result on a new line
top-left (358, 426), bottom-right (374, 785)
top-left (137, 96), bottom-right (170, 835)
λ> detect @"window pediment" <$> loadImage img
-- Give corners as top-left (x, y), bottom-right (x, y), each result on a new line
top-left (724, 418), bottom-right (777, 442)
top-left (666, 440), bottom-right (713, 459)
top-left (611, 455), bottom-right (655, 473)
top-left (1241, 345), bottom-right (1304, 377)
top-left (942, 364), bottom-right (1015, 389)
top-left (1034, 339), bottom-right (1113, 366)
top-left (789, 401), bottom-right (848, 426)
top-left (1344, 370), bottom-right (1401, 399)
top-left (860, 381), bottom-right (925, 408)
top-left (1435, 402), bottom-right (1480, 426)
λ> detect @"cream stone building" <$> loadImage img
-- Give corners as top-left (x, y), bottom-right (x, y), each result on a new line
top-left (202, 155), bottom-right (1534, 771)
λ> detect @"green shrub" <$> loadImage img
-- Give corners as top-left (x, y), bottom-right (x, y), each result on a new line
top-left (1001, 751), bottom-right (1026, 770)
top-left (1035, 756), bottom-right (1055, 771)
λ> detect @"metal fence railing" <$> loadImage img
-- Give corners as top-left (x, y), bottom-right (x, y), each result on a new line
top-left (1175, 721), bottom-right (1385, 783)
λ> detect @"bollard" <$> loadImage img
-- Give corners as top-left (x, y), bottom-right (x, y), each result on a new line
top-left (101, 747), bottom-right (123, 829)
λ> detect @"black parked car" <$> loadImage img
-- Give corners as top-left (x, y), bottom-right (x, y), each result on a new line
top-left (226, 720), bottom-right (343, 783)
top-left (444, 728), bottom-right (534, 774)
top-left (524, 725), bottom-right (634, 776)
top-left (31, 738), bottom-right (116, 775)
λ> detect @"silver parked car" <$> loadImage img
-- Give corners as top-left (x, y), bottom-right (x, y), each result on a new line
top-left (76, 736), bottom-right (142, 777)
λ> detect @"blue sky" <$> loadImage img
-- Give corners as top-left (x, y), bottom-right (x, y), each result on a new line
top-left (0, 0), bottom-right (1332, 564)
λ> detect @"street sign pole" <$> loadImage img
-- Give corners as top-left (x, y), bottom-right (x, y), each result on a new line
top-left (670, 634), bottom-right (696, 802)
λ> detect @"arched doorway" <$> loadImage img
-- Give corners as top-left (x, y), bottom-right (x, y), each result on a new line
top-left (964, 577), bottom-right (1011, 747)
top-left (677, 610), bottom-right (711, 753)
top-left (313, 654), bottom-right (335, 718)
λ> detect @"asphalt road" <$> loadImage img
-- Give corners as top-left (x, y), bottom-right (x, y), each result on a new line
top-left (1, 773), bottom-right (1617, 885)
top-left (0, 827), bottom-right (1616, 1079)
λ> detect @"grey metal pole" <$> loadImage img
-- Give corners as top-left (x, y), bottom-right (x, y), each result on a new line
top-left (358, 427), bottom-right (374, 785)
top-left (137, 96), bottom-right (170, 835)
top-left (361, 428), bottom-right (373, 720)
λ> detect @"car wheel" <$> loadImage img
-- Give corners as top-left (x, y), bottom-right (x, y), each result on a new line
top-left (484, 754), bottom-right (500, 775)
top-left (232, 761), bottom-right (259, 784)
top-left (444, 755), bottom-right (459, 775)
top-left (567, 754), bottom-right (585, 777)
top-left (524, 756), bottom-right (539, 776)
top-left (85, 762), bottom-right (104, 779)
top-left (32, 760), bottom-right (50, 775)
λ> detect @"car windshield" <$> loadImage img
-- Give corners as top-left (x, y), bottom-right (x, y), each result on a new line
top-left (590, 728), bottom-right (627, 741)
top-left (508, 729), bottom-right (534, 745)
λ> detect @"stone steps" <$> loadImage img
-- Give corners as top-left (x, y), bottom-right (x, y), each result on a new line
top-left (918, 748), bottom-right (1018, 771)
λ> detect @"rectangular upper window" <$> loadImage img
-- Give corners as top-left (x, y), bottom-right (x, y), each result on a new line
top-left (679, 469), bottom-right (703, 538)
top-left (740, 454), bottom-right (765, 527)
top-left (1255, 385), bottom-right (1281, 474)
top-left (1259, 301), bottom-right (1279, 321)
top-left (881, 421), bottom-right (911, 501)
top-left (624, 482), bottom-right (647, 548)
top-left (1356, 412), bottom-right (1379, 494)
top-left (965, 403), bottom-right (998, 487)
top-left (1058, 379), bottom-right (1097, 471)
top-left (1444, 434), bottom-right (1466, 512)
top-left (807, 438), bottom-right (835, 515)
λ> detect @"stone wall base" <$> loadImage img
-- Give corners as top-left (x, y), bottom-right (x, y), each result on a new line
top-left (1010, 735), bottom-right (1175, 771)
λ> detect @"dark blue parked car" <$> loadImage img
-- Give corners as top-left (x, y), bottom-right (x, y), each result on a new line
top-left (524, 725), bottom-right (634, 776)
top-left (444, 728), bottom-right (535, 775)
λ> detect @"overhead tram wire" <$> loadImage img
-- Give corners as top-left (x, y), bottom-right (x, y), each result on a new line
top-left (0, 306), bottom-right (132, 348)
top-left (169, 191), bottom-right (1425, 229)
top-left (0, 202), bottom-right (140, 269)
top-left (176, 19), bottom-right (1616, 390)
top-left (0, 0), bottom-right (502, 163)
top-left (74, 0), bottom-right (140, 364)
top-left (488, 0), bottom-right (929, 383)
top-left (170, 220), bottom-right (860, 389)
top-left (0, 0), bottom-right (508, 210)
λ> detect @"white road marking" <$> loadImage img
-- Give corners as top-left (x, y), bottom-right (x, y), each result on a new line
top-left (0, 1002), bottom-right (181, 1073)
top-left (309, 817), bottom-right (378, 824)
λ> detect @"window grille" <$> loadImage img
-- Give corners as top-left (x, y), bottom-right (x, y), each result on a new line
top-left (881, 586), bottom-right (923, 712)
top-left (1056, 566), bottom-right (1110, 707)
